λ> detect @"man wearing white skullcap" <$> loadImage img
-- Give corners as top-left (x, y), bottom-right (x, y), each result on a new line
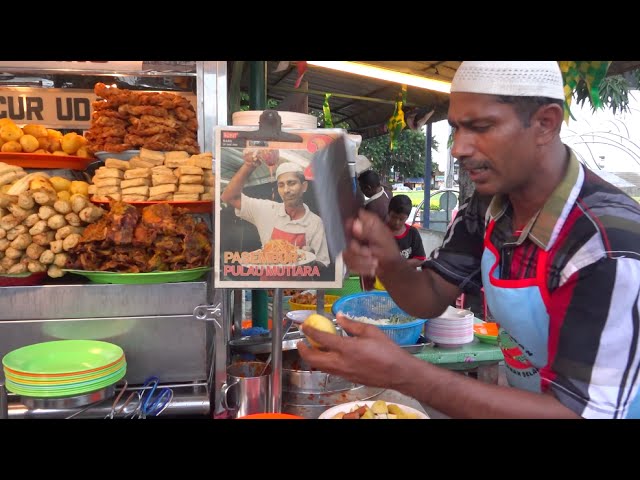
top-left (299, 61), bottom-right (640, 419)
top-left (221, 151), bottom-right (329, 268)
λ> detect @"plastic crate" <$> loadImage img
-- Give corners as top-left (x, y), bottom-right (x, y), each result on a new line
top-left (289, 294), bottom-right (340, 313)
top-left (331, 292), bottom-right (427, 346)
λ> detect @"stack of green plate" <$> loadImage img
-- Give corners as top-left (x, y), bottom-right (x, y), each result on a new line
top-left (2, 340), bottom-right (126, 398)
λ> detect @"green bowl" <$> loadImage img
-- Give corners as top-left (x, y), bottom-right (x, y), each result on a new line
top-left (2, 340), bottom-right (124, 375)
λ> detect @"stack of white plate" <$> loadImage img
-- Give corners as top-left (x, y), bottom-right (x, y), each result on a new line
top-left (425, 306), bottom-right (475, 348)
top-left (232, 111), bottom-right (318, 129)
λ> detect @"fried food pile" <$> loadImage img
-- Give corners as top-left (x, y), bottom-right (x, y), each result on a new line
top-left (66, 201), bottom-right (211, 272)
top-left (85, 83), bottom-right (200, 154)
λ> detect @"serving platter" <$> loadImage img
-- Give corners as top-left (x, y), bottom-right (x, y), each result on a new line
top-left (0, 152), bottom-right (95, 171)
top-left (62, 266), bottom-right (211, 284)
top-left (0, 271), bottom-right (47, 287)
top-left (318, 400), bottom-right (429, 419)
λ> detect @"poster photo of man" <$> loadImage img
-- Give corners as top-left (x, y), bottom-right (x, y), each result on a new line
top-left (214, 126), bottom-right (348, 288)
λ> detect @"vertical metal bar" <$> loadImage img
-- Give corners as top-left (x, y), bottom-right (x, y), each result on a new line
top-left (213, 289), bottom-right (232, 415)
top-left (424, 123), bottom-right (433, 229)
top-left (232, 290), bottom-right (243, 339)
top-left (316, 290), bottom-right (325, 314)
top-left (0, 383), bottom-right (8, 419)
top-left (249, 61), bottom-right (267, 110)
top-left (269, 288), bottom-right (283, 413)
top-left (445, 124), bottom-right (455, 189)
top-left (197, 61), bottom-right (227, 155)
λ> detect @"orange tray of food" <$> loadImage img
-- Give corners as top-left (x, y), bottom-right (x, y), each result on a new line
top-left (91, 198), bottom-right (213, 214)
top-left (0, 152), bottom-right (96, 171)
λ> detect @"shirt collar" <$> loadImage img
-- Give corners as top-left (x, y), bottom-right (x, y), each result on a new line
top-left (486, 146), bottom-right (582, 251)
top-left (364, 189), bottom-right (388, 205)
top-left (276, 202), bottom-right (312, 224)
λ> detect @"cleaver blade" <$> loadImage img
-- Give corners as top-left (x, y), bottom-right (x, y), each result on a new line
top-left (311, 135), bottom-right (361, 262)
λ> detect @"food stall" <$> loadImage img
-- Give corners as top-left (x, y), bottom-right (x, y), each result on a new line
top-left (0, 60), bottom-right (439, 420)
top-left (0, 61), bottom-right (228, 418)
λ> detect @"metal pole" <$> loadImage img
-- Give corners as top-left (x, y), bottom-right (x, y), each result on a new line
top-left (0, 383), bottom-right (8, 419)
top-left (269, 288), bottom-right (283, 412)
top-left (445, 125), bottom-right (455, 189)
top-left (424, 123), bottom-right (433, 229)
top-left (249, 61), bottom-right (267, 110)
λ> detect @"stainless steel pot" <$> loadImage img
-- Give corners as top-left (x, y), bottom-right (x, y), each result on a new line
top-left (280, 350), bottom-right (383, 419)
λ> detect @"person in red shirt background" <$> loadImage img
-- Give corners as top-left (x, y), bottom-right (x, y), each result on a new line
top-left (386, 194), bottom-right (427, 268)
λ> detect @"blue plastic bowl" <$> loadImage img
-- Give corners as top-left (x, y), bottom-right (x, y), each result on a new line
top-left (331, 292), bottom-right (427, 346)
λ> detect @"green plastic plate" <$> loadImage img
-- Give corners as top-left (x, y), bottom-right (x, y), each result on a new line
top-left (2, 340), bottom-right (124, 375)
top-left (62, 267), bottom-right (211, 284)
top-left (5, 365), bottom-right (126, 391)
top-left (474, 332), bottom-right (499, 345)
top-left (4, 358), bottom-right (126, 383)
top-left (5, 368), bottom-right (126, 398)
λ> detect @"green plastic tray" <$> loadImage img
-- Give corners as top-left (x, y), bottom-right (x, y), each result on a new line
top-left (62, 267), bottom-right (211, 284)
top-left (2, 340), bottom-right (124, 375)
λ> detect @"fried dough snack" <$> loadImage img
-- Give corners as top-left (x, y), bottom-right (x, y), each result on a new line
top-left (86, 83), bottom-right (200, 154)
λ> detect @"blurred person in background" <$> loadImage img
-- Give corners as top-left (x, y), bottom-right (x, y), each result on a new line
top-left (358, 169), bottom-right (390, 221)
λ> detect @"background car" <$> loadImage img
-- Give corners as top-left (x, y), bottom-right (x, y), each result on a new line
top-left (407, 188), bottom-right (459, 232)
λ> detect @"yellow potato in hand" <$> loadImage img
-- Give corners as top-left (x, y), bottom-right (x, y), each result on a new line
top-left (302, 313), bottom-right (337, 349)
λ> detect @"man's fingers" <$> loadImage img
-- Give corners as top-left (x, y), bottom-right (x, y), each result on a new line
top-left (342, 249), bottom-right (377, 276)
top-left (300, 324), bottom-right (345, 351)
top-left (335, 314), bottom-right (369, 336)
top-left (336, 314), bottom-right (391, 341)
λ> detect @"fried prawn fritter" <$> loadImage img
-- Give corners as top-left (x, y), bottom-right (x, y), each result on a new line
top-left (128, 124), bottom-right (177, 137)
top-left (93, 142), bottom-right (134, 153)
top-left (173, 144), bottom-right (200, 154)
top-left (92, 109), bottom-right (127, 120)
top-left (92, 116), bottom-right (128, 128)
top-left (139, 115), bottom-right (178, 128)
top-left (118, 104), bottom-right (168, 117)
top-left (85, 127), bottom-right (127, 140)
top-left (174, 106), bottom-right (196, 121)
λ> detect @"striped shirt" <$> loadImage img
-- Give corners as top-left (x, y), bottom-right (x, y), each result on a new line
top-left (424, 147), bottom-right (640, 418)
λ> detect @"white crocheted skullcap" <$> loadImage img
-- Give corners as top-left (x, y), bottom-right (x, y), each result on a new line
top-left (275, 162), bottom-right (304, 179)
top-left (451, 61), bottom-right (565, 100)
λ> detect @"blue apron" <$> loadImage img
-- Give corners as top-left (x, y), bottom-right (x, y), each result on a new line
top-left (481, 219), bottom-right (552, 393)
top-left (481, 210), bottom-right (640, 417)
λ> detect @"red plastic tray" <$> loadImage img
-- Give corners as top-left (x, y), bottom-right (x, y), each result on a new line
top-left (0, 271), bottom-right (47, 287)
top-left (0, 152), bottom-right (96, 171)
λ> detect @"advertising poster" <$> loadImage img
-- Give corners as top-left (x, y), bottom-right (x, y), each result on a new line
top-left (214, 124), bottom-right (351, 288)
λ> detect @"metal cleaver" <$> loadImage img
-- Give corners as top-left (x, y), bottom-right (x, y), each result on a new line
top-left (311, 134), bottom-right (362, 262)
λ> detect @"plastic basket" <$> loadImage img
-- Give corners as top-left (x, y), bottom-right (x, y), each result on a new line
top-left (331, 292), bottom-right (427, 346)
